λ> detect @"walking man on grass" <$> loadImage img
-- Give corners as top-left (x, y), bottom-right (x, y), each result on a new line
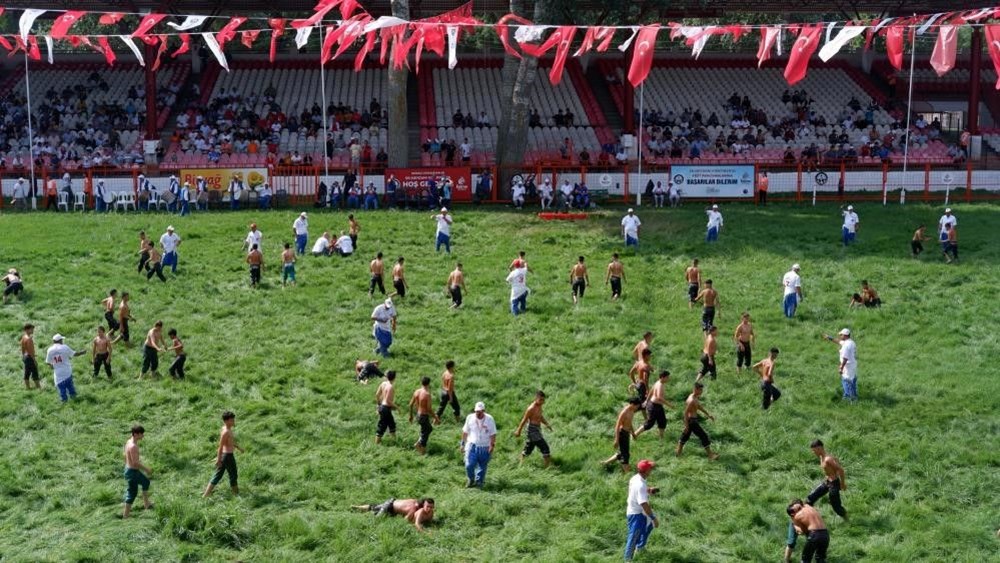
top-left (159, 226), bottom-right (181, 274)
top-left (92, 326), bottom-right (113, 380)
top-left (247, 244), bottom-right (264, 288)
top-left (676, 383), bottom-right (719, 460)
top-left (685, 259), bottom-right (701, 309)
top-left (392, 257), bottom-right (408, 299)
top-left (635, 370), bottom-right (673, 441)
top-left (806, 439), bottom-right (848, 520)
top-left (605, 253), bottom-right (626, 301)
top-left (21, 324), bottom-right (41, 390)
top-left (293, 212), bottom-right (309, 255)
top-left (446, 263), bottom-right (467, 308)
top-left (433, 207), bottom-right (453, 253)
top-left (375, 370), bottom-right (398, 444)
top-left (624, 459), bottom-right (660, 561)
top-left (696, 326), bottom-right (719, 383)
top-left (784, 500), bottom-right (831, 563)
top-left (371, 298), bottom-right (397, 357)
top-left (122, 425), bottom-right (153, 519)
top-left (369, 252), bottom-right (386, 297)
top-left (782, 264), bottom-right (803, 318)
top-left (514, 390), bottom-right (553, 468)
top-left (621, 208), bottom-right (641, 249)
top-left (506, 265), bottom-right (529, 316)
top-left (734, 312), bottom-right (755, 374)
top-left (569, 256), bottom-right (589, 305)
top-left (45, 334), bottom-right (85, 402)
top-left (118, 292), bottom-right (134, 346)
top-left (167, 329), bottom-right (186, 379)
top-left (203, 411), bottom-right (244, 497)
top-left (694, 279), bottom-right (720, 332)
top-left (102, 289), bottom-right (120, 338)
top-left (409, 376), bottom-right (440, 455)
top-left (436, 360), bottom-right (461, 422)
top-left (752, 347), bottom-right (781, 410)
top-left (823, 329), bottom-right (858, 401)
top-left (462, 401), bottom-right (497, 488)
top-left (705, 204), bottom-right (724, 242)
top-left (632, 332), bottom-right (653, 361)
top-left (602, 397), bottom-right (643, 473)
top-left (139, 321), bottom-right (166, 379)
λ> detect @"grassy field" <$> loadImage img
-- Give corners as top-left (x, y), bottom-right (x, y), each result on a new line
top-left (0, 202), bottom-right (998, 562)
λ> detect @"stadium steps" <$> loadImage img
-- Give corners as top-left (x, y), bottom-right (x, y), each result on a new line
top-left (407, 71), bottom-right (422, 163)
top-left (584, 64), bottom-right (623, 142)
top-left (841, 65), bottom-right (888, 105)
top-left (0, 66), bottom-right (25, 95)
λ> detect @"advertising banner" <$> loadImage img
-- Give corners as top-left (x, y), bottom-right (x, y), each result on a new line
top-left (385, 167), bottom-right (473, 201)
top-left (669, 165), bottom-right (755, 198)
top-left (180, 168), bottom-right (268, 191)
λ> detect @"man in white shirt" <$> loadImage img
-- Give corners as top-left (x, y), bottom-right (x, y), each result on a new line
top-left (512, 180), bottom-right (525, 210)
top-left (334, 231), bottom-right (354, 257)
top-left (506, 266), bottom-right (529, 316)
top-left (160, 226), bottom-right (181, 274)
top-left (782, 264), bottom-right (802, 318)
top-left (293, 212), bottom-right (309, 255)
top-left (45, 334), bottom-right (85, 402)
top-left (621, 209), bottom-right (641, 248)
top-left (179, 182), bottom-right (191, 216)
top-left (461, 402), bottom-right (497, 488)
top-left (228, 175), bottom-right (244, 211)
top-left (311, 231), bottom-right (331, 256)
top-left (258, 183), bottom-right (272, 210)
top-left (433, 208), bottom-right (453, 253)
top-left (937, 208), bottom-right (957, 244)
top-left (624, 459), bottom-right (659, 561)
top-left (667, 182), bottom-right (680, 208)
top-left (558, 180), bottom-right (573, 211)
top-left (539, 179), bottom-right (553, 210)
top-left (243, 223), bottom-right (263, 253)
top-left (460, 138), bottom-right (472, 162)
top-left (371, 298), bottom-right (397, 357)
top-left (841, 205), bottom-right (859, 246)
top-left (825, 329), bottom-right (858, 401)
top-left (705, 204), bottom-right (724, 242)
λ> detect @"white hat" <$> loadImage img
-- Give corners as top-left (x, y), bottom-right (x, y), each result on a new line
top-left (52, 334), bottom-right (64, 342)
top-left (384, 298), bottom-right (394, 308)
top-left (838, 328), bottom-right (851, 336)
top-left (8, 268), bottom-right (17, 274)
top-left (627, 208), bottom-right (634, 213)
top-left (847, 205), bottom-right (854, 211)
top-left (167, 225), bottom-right (175, 231)
top-left (712, 204), bottom-right (719, 209)
top-left (945, 207), bottom-right (952, 213)
top-left (792, 263), bottom-right (801, 270)
top-left (441, 207), bottom-right (448, 213)
top-left (474, 401), bottom-right (486, 412)
top-left (300, 212), bottom-right (307, 217)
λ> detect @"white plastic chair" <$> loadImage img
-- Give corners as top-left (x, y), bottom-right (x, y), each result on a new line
top-left (73, 192), bottom-right (86, 211)
top-left (57, 192), bottom-right (69, 211)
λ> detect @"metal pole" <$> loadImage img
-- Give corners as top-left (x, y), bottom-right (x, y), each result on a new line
top-left (635, 82), bottom-right (644, 207)
top-left (898, 21), bottom-right (917, 207)
top-left (319, 25), bottom-right (331, 183)
top-left (23, 53), bottom-right (37, 209)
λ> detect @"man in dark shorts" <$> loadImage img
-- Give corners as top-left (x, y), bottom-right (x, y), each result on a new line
top-left (355, 359), bottom-right (384, 384)
top-left (514, 390), bottom-right (554, 468)
top-left (392, 257), bottom-right (408, 298)
top-left (122, 425), bottom-right (153, 518)
top-left (693, 279), bottom-right (720, 332)
top-left (409, 376), bottom-right (440, 455)
top-left (603, 397), bottom-right (643, 473)
top-left (911, 225), bottom-right (928, 258)
top-left (753, 347), bottom-right (781, 410)
top-left (676, 383), bottom-right (719, 459)
top-left (806, 439), bottom-right (848, 520)
top-left (139, 321), bottom-right (165, 379)
top-left (629, 348), bottom-right (652, 405)
top-left (203, 411), bottom-right (244, 497)
top-left (102, 289), bottom-right (121, 337)
top-left (569, 256), bottom-right (589, 305)
top-left (785, 499), bottom-right (830, 563)
top-left (246, 244), bottom-right (263, 288)
top-left (684, 259), bottom-right (701, 309)
top-left (351, 498), bottom-right (435, 532)
top-left (20, 323), bottom-right (40, 390)
top-left (369, 252), bottom-right (386, 296)
top-left (117, 292), bottom-right (133, 346)
top-left (436, 360), bottom-right (460, 421)
top-left (167, 329), bottom-right (186, 379)
top-left (696, 326), bottom-right (719, 382)
top-left (605, 253), bottom-right (625, 300)
top-left (92, 325), bottom-right (113, 380)
top-left (375, 370), bottom-right (397, 443)
top-left (635, 370), bottom-right (672, 440)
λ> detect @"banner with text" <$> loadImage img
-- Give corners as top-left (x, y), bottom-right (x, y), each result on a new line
top-left (385, 167), bottom-right (472, 201)
top-left (180, 168), bottom-right (268, 191)
top-left (669, 165), bottom-right (755, 198)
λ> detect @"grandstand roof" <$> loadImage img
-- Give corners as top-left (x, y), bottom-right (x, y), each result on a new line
top-left (1, 0), bottom-right (979, 19)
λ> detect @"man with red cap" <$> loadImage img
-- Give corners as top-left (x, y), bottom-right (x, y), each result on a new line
top-left (624, 459), bottom-right (660, 561)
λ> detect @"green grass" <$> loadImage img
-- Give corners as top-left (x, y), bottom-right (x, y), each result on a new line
top-left (1, 202), bottom-right (998, 562)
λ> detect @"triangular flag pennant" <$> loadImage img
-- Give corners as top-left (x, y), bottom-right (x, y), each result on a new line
top-left (97, 36), bottom-right (116, 65)
top-left (885, 24), bottom-right (905, 70)
top-left (99, 13), bottom-right (124, 25)
top-left (0, 36), bottom-right (12, 53)
top-left (627, 25), bottom-right (659, 87)
top-left (151, 35), bottom-right (170, 71)
top-left (27, 36), bottom-right (41, 61)
top-left (201, 31), bottom-right (230, 72)
top-left (44, 35), bottom-right (53, 64)
top-left (216, 16), bottom-right (247, 51)
top-left (784, 25), bottom-right (822, 85)
top-left (295, 26), bottom-right (313, 49)
top-left (618, 27), bottom-right (640, 52)
top-left (930, 25), bottom-right (958, 77)
top-left (19, 9), bottom-right (46, 42)
top-left (574, 26), bottom-right (615, 57)
top-left (268, 18), bottom-right (285, 63)
top-left (172, 34), bottom-right (191, 58)
top-left (50, 11), bottom-right (86, 40)
top-left (241, 30), bottom-right (261, 49)
top-left (119, 35), bottom-right (145, 66)
top-left (757, 26), bottom-right (781, 67)
top-left (447, 25), bottom-right (459, 69)
top-left (819, 25), bottom-right (866, 62)
top-left (132, 14), bottom-right (167, 38)
top-left (985, 26), bottom-right (1000, 89)
top-left (549, 26), bottom-right (576, 85)
top-left (167, 16), bottom-right (208, 31)
top-left (354, 30), bottom-right (376, 71)
top-left (495, 14), bottom-right (534, 59)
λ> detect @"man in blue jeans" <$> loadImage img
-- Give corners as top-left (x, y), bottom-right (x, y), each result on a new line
top-left (506, 266), bottom-right (529, 315)
top-left (624, 459), bottom-right (659, 560)
top-left (781, 264), bottom-right (802, 318)
top-left (461, 402), bottom-right (496, 488)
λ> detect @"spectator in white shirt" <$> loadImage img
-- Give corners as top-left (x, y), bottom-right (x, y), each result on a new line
top-left (824, 329), bottom-right (858, 401)
top-left (652, 182), bottom-right (666, 208)
top-left (243, 223), bottom-right (263, 253)
top-left (293, 212), bottom-right (309, 255)
top-left (433, 208), bottom-right (453, 253)
top-left (460, 139), bottom-right (472, 162)
top-left (706, 204), bottom-right (724, 242)
top-left (624, 459), bottom-right (659, 561)
top-left (160, 226), bottom-right (181, 274)
top-left (45, 334), bottom-right (85, 402)
top-left (558, 180), bottom-right (573, 212)
top-left (334, 231), bottom-right (354, 257)
top-left (621, 209), bottom-right (641, 248)
top-left (461, 402), bottom-right (497, 488)
top-left (937, 208), bottom-right (957, 244)
top-left (841, 205), bottom-right (859, 246)
top-left (668, 182), bottom-right (681, 208)
top-left (506, 266), bottom-right (529, 315)
top-left (782, 264), bottom-right (802, 318)
top-left (512, 180), bottom-right (525, 210)
top-left (311, 231), bottom-right (332, 256)
top-left (539, 179), bottom-right (553, 210)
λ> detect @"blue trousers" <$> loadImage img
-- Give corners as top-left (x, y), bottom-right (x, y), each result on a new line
top-left (56, 376), bottom-right (77, 402)
top-left (511, 293), bottom-right (527, 315)
top-left (841, 377), bottom-right (858, 401)
top-left (347, 196), bottom-right (359, 209)
top-left (167, 201), bottom-right (176, 213)
top-left (364, 195), bottom-right (379, 210)
top-left (783, 293), bottom-right (798, 318)
top-left (706, 227), bottom-right (718, 242)
top-left (180, 201), bottom-right (189, 216)
top-left (374, 327), bottom-right (392, 357)
top-left (465, 444), bottom-right (491, 486)
top-left (259, 196), bottom-right (271, 210)
top-left (842, 228), bottom-right (855, 246)
top-left (295, 234), bottom-right (308, 255)
top-left (625, 235), bottom-right (638, 248)
top-left (230, 198), bottom-right (239, 211)
top-left (163, 251), bottom-right (178, 273)
top-left (624, 514), bottom-right (654, 560)
top-left (96, 199), bottom-right (106, 212)
top-left (436, 232), bottom-right (451, 253)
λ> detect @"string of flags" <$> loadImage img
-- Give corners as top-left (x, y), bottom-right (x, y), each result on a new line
top-left (3, 3), bottom-right (1000, 87)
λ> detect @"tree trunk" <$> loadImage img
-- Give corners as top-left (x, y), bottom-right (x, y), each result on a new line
top-left (493, 0), bottom-right (527, 166)
top-left (387, 0), bottom-right (410, 168)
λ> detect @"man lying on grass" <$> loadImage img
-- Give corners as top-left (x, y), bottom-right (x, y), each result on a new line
top-left (351, 498), bottom-right (435, 532)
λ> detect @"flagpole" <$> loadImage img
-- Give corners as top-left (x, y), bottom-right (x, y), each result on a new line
top-left (23, 52), bottom-right (37, 209)
top-left (319, 25), bottom-right (331, 184)
top-left (635, 82), bottom-right (644, 207)
top-left (898, 21), bottom-right (917, 207)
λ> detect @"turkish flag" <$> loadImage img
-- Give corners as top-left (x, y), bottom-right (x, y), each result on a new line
top-left (241, 30), bottom-right (261, 49)
top-left (549, 26), bottom-right (576, 85)
top-left (985, 26), bottom-right (1000, 89)
top-left (930, 25), bottom-right (958, 77)
top-left (99, 12), bottom-right (124, 25)
top-left (355, 31), bottom-right (376, 71)
top-left (268, 18), bottom-right (285, 63)
top-left (885, 25), bottom-right (905, 70)
top-left (50, 11), bottom-right (86, 40)
top-left (574, 26), bottom-right (611, 57)
top-left (757, 26), bottom-right (780, 67)
top-left (0, 36), bottom-right (12, 54)
top-left (97, 36), bottom-right (116, 65)
top-left (172, 34), bottom-right (191, 58)
top-left (783, 25), bottom-right (821, 85)
top-left (132, 13), bottom-right (166, 38)
top-left (151, 35), bottom-right (170, 71)
top-left (627, 25), bottom-right (659, 87)
top-left (216, 16), bottom-right (248, 51)
top-left (27, 36), bottom-right (41, 61)
top-left (495, 14), bottom-right (533, 59)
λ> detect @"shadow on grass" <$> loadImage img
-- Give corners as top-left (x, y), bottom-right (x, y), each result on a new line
top-left (488, 477), bottom-right (551, 496)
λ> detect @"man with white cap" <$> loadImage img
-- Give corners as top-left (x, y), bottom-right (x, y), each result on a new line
top-left (195, 176), bottom-right (209, 211)
top-left (539, 178), bottom-right (553, 210)
top-left (461, 401), bottom-right (497, 488)
top-left (93, 179), bottom-right (109, 213)
top-left (433, 208), bottom-right (453, 253)
top-left (243, 223), bottom-right (263, 253)
top-left (9, 177), bottom-right (28, 211)
top-left (841, 205), bottom-right (859, 246)
top-left (705, 204), bottom-right (724, 243)
top-left (160, 226), bottom-right (181, 274)
top-left (371, 298), bottom-right (397, 357)
top-left (938, 207), bottom-right (957, 247)
top-left (624, 459), bottom-right (660, 561)
top-left (178, 182), bottom-right (191, 216)
top-left (167, 174), bottom-right (180, 213)
top-left (782, 264), bottom-right (803, 318)
top-left (824, 329), bottom-right (858, 401)
top-left (45, 334), bottom-right (85, 402)
top-left (558, 180), bottom-right (574, 211)
top-left (621, 209), bottom-right (641, 249)
top-left (292, 212), bottom-right (309, 255)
